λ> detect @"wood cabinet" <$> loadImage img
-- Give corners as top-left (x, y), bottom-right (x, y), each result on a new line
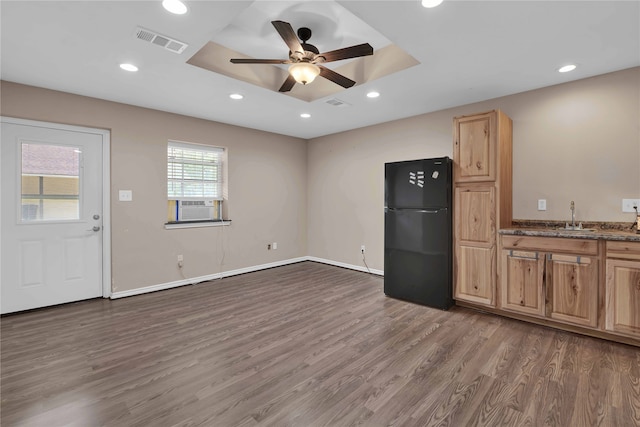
top-left (500, 236), bottom-right (599, 328)
top-left (455, 186), bottom-right (495, 305)
top-left (546, 253), bottom-right (598, 327)
top-left (605, 241), bottom-right (640, 339)
top-left (453, 110), bottom-right (512, 308)
top-left (454, 114), bottom-right (495, 182)
top-left (500, 249), bottom-right (545, 317)
top-left (457, 244), bottom-right (495, 305)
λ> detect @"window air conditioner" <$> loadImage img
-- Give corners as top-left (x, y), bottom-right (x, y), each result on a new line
top-left (177, 200), bottom-right (214, 221)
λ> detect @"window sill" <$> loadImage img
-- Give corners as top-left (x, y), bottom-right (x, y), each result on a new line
top-left (164, 220), bottom-right (231, 230)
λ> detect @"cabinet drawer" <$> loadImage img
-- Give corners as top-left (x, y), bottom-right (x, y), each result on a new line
top-left (606, 241), bottom-right (640, 261)
top-left (501, 235), bottom-right (597, 255)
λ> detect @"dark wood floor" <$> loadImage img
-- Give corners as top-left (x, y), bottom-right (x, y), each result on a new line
top-left (2, 261), bottom-right (639, 426)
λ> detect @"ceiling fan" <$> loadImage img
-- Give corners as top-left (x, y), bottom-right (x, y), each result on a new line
top-left (230, 20), bottom-right (373, 92)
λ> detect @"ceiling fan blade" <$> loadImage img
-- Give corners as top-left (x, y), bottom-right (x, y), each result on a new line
top-left (317, 43), bottom-right (373, 63)
top-left (318, 65), bottom-right (356, 89)
top-left (278, 74), bottom-right (297, 92)
top-left (272, 20), bottom-right (304, 54)
top-left (230, 58), bottom-right (290, 64)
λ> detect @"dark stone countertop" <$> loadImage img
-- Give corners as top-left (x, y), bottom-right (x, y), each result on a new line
top-left (499, 220), bottom-right (640, 242)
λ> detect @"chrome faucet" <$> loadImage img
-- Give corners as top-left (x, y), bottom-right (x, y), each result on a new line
top-left (570, 201), bottom-right (576, 228)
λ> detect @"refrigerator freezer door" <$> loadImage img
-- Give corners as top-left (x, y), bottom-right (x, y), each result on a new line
top-left (385, 157), bottom-right (451, 209)
top-left (384, 208), bottom-right (452, 309)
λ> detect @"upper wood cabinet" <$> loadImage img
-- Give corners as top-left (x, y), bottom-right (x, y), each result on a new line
top-left (453, 110), bottom-right (512, 308)
top-left (454, 114), bottom-right (495, 182)
top-left (605, 241), bottom-right (640, 339)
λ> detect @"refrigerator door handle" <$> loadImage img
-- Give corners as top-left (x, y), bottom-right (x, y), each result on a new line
top-left (387, 208), bottom-right (446, 214)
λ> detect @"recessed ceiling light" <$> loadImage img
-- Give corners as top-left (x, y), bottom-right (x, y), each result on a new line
top-left (367, 91), bottom-right (380, 98)
top-left (119, 63), bottom-right (138, 72)
top-left (422, 0), bottom-right (444, 8)
top-left (162, 0), bottom-right (188, 15)
top-left (300, 113), bottom-right (311, 118)
top-left (558, 64), bottom-right (577, 73)
top-left (229, 93), bottom-right (243, 100)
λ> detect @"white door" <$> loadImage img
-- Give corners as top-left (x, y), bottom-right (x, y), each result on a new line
top-left (1, 118), bottom-right (108, 314)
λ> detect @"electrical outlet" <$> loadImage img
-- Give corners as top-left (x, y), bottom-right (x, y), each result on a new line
top-left (361, 245), bottom-right (366, 253)
top-left (177, 254), bottom-right (183, 262)
top-left (537, 199), bottom-right (547, 211)
top-left (622, 199), bottom-right (640, 213)
top-left (272, 242), bottom-right (277, 250)
top-left (118, 190), bottom-right (133, 202)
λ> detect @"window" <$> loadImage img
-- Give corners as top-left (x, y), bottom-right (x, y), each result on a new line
top-left (167, 141), bottom-right (224, 222)
top-left (21, 142), bottom-right (80, 222)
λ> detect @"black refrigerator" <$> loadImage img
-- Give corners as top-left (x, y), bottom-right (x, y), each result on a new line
top-left (384, 157), bottom-right (453, 309)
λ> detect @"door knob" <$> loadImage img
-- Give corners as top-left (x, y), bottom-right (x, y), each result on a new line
top-left (87, 226), bottom-right (101, 232)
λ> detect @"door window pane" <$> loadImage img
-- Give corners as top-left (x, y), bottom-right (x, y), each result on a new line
top-left (21, 143), bottom-right (80, 221)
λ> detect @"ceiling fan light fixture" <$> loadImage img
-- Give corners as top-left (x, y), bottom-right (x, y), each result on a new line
top-left (289, 62), bottom-right (320, 85)
top-left (421, 0), bottom-right (443, 8)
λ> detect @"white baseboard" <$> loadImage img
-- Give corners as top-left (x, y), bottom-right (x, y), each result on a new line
top-left (306, 256), bottom-right (384, 276)
top-left (110, 256), bottom-right (382, 300)
top-left (110, 257), bottom-right (307, 299)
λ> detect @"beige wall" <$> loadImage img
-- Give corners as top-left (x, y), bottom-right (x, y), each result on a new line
top-left (1, 81), bottom-right (308, 293)
top-left (2, 67), bottom-right (638, 288)
top-left (307, 67), bottom-right (640, 271)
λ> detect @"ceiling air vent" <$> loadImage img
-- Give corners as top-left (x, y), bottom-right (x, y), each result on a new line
top-left (134, 27), bottom-right (188, 54)
top-left (325, 98), bottom-right (351, 107)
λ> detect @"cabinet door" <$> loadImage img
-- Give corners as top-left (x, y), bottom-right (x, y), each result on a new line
top-left (454, 113), bottom-right (495, 182)
top-left (500, 249), bottom-right (545, 317)
top-left (605, 259), bottom-right (640, 338)
top-left (455, 186), bottom-right (495, 245)
top-left (455, 244), bottom-right (495, 306)
top-left (546, 254), bottom-right (598, 328)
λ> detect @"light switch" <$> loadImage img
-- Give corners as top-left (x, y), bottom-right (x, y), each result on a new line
top-left (119, 190), bottom-right (133, 202)
top-left (538, 199), bottom-right (547, 211)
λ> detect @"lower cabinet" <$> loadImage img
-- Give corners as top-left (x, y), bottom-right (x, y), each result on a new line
top-left (500, 249), bottom-right (545, 317)
top-left (605, 241), bottom-right (640, 339)
top-left (454, 185), bottom-right (497, 308)
top-left (499, 236), bottom-right (599, 328)
top-left (456, 244), bottom-right (495, 306)
top-left (494, 235), bottom-right (640, 344)
top-left (546, 253), bottom-right (598, 328)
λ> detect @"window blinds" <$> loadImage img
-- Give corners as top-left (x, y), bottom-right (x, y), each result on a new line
top-left (167, 141), bottom-right (223, 200)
